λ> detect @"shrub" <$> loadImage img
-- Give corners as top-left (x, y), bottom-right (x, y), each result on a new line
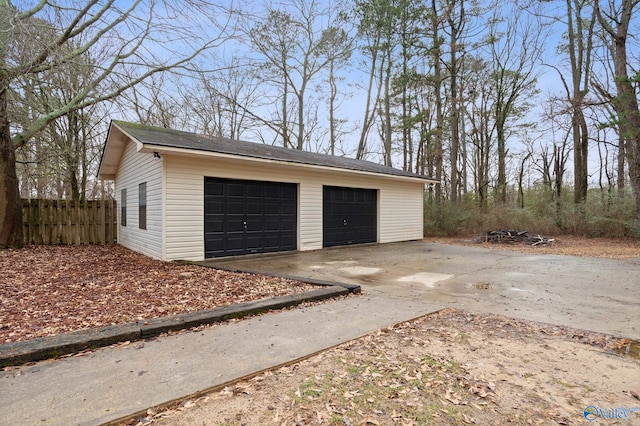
top-left (424, 187), bottom-right (638, 239)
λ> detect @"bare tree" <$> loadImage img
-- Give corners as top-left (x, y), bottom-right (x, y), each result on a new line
top-left (0, 0), bottom-right (233, 248)
top-left (352, 0), bottom-right (395, 161)
top-left (540, 95), bottom-right (572, 227)
top-left (245, 0), bottom-right (350, 150)
top-left (10, 24), bottom-right (112, 201)
top-left (465, 56), bottom-right (494, 212)
top-left (186, 58), bottom-right (262, 140)
top-left (595, 0), bottom-right (640, 220)
top-left (485, 6), bottom-right (543, 204)
top-left (566, 0), bottom-right (597, 206)
top-left (323, 24), bottom-right (354, 156)
top-left (115, 73), bottom-right (189, 130)
top-left (429, 0), bottom-right (445, 205)
top-left (444, 0), bottom-right (469, 206)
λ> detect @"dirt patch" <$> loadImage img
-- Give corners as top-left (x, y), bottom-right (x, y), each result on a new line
top-left (131, 309), bottom-right (640, 425)
top-left (0, 245), bottom-right (315, 343)
top-left (430, 235), bottom-right (640, 260)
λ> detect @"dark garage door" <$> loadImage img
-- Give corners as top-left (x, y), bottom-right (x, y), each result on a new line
top-left (205, 177), bottom-right (297, 258)
top-left (323, 186), bottom-right (377, 248)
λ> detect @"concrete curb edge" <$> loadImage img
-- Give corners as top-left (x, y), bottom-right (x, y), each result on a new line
top-left (0, 284), bottom-right (358, 368)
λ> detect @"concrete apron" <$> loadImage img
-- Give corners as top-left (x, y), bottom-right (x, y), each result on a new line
top-left (208, 240), bottom-right (640, 340)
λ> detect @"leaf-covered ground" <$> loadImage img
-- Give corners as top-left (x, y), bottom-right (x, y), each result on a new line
top-left (0, 245), bottom-right (315, 343)
top-left (138, 309), bottom-right (640, 426)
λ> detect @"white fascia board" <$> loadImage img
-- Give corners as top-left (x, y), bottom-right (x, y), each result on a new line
top-left (139, 144), bottom-right (439, 185)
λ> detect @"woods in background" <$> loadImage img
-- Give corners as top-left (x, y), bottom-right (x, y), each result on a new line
top-left (2, 0), bottom-right (639, 247)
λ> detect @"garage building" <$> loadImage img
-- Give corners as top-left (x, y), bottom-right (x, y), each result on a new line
top-left (97, 121), bottom-right (438, 261)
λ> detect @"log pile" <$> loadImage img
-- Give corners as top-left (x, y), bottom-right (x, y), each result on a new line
top-left (479, 230), bottom-right (555, 246)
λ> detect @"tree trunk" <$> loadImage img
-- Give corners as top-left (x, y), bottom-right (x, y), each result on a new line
top-left (329, 60), bottom-right (337, 156)
top-left (357, 46), bottom-right (380, 160)
top-left (553, 142), bottom-right (569, 229)
top-left (449, 60), bottom-right (460, 206)
top-left (448, 1), bottom-right (464, 206)
top-left (0, 81), bottom-right (24, 248)
top-left (431, 0), bottom-right (444, 207)
top-left (382, 49), bottom-right (392, 167)
top-left (596, 0), bottom-right (640, 220)
top-left (496, 123), bottom-right (507, 204)
top-left (572, 103), bottom-right (589, 204)
top-left (0, 0), bottom-right (23, 248)
top-left (617, 137), bottom-right (626, 196)
top-left (612, 62), bottom-right (640, 221)
top-left (296, 80), bottom-right (306, 150)
top-left (281, 59), bottom-right (291, 148)
top-left (565, 0), bottom-right (596, 208)
top-left (517, 152), bottom-right (532, 209)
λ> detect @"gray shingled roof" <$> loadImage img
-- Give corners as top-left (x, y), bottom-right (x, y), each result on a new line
top-left (112, 121), bottom-right (437, 182)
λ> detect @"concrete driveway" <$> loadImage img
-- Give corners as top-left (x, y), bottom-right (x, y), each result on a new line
top-left (206, 240), bottom-right (640, 340)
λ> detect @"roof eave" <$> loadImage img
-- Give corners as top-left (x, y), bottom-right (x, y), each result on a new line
top-left (141, 144), bottom-right (438, 184)
top-left (97, 122), bottom-right (129, 180)
top-left (98, 121), bottom-right (149, 180)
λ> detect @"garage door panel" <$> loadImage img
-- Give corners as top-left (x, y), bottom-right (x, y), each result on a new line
top-left (205, 218), bottom-right (224, 233)
top-left (205, 181), bottom-right (224, 196)
top-left (281, 218), bottom-right (296, 230)
top-left (246, 184), bottom-right (263, 198)
top-left (280, 234), bottom-right (296, 247)
top-left (323, 186), bottom-right (377, 248)
top-left (246, 202), bottom-right (263, 215)
top-left (281, 188), bottom-right (296, 200)
top-left (246, 234), bottom-right (263, 249)
top-left (245, 218), bottom-right (262, 231)
top-left (205, 201), bottom-right (224, 215)
top-left (281, 204), bottom-right (296, 215)
top-left (226, 200), bottom-right (243, 215)
top-left (264, 219), bottom-right (280, 231)
top-left (224, 234), bottom-right (244, 249)
top-left (263, 186), bottom-right (280, 199)
top-left (264, 235), bottom-right (281, 248)
top-left (205, 241), bottom-right (224, 255)
top-left (264, 202), bottom-right (280, 215)
top-left (226, 183), bottom-right (243, 196)
top-left (205, 177), bottom-right (297, 258)
top-left (227, 219), bottom-right (245, 232)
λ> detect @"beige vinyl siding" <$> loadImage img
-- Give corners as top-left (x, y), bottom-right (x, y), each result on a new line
top-left (378, 180), bottom-right (424, 243)
top-left (164, 153), bottom-right (424, 261)
top-left (298, 181), bottom-right (323, 250)
top-left (115, 140), bottom-right (163, 259)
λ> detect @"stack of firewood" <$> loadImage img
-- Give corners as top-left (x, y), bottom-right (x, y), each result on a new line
top-left (479, 230), bottom-right (555, 246)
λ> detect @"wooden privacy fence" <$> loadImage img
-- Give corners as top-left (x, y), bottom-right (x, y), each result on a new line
top-left (22, 199), bottom-right (117, 245)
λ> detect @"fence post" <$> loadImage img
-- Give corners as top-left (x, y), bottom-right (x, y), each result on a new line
top-left (56, 199), bottom-right (63, 244)
top-left (100, 200), bottom-right (106, 245)
top-left (21, 199), bottom-right (28, 245)
top-left (36, 199), bottom-right (43, 245)
top-left (65, 199), bottom-right (71, 244)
